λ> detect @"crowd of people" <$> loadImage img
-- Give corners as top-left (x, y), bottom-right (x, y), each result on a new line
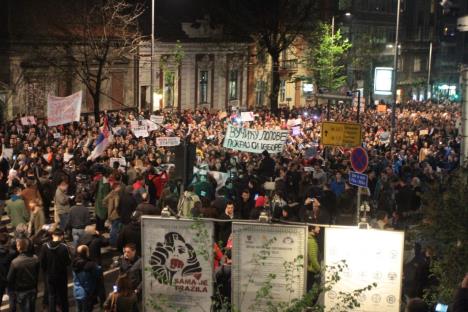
top-left (0, 99), bottom-right (466, 311)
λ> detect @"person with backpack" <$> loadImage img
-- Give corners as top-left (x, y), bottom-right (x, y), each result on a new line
top-left (104, 274), bottom-right (138, 312)
top-left (72, 245), bottom-right (102, 312)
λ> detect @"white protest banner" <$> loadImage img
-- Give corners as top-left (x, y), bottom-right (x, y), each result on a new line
top-left (142, 217), bottom-right (214, 312)
top-left (223, 125), bottom-right (288, 154)
top-left (130, 120), bottom-right (139, 129)
top-left (156, 136), bottom-right (181, 147)
top-left (287, 118), bottom-right (302, 128)
top-left (132, 126), bottom-right (149, 138)
top-left (232, 223), bottom-right (307, 311)
top-left (144, 119), bottom-right (159, 132)
top-left (53, 133), bottom-right (61, 139)
top-left (20, 116), bottom-right (36, 126)
top-left (1, 147), bottom-right (13, 160)
top-left (241, 111), bottom-right (255, 122)
top-left (150, 115), bottom-right (164, 124)
top-left (47, 91), bottom-right (82, 126)
top-left (324, 227), bottom-right (404, 312)
top-left (109, 157), bottom-right (127, 169)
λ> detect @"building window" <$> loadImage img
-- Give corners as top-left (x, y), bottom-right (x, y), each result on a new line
top-left (413, 57), bottom-right (421, 72)
top-left (199, 70), bottom-right (208, 104)
top-left (228, 70), bottom-right (238, 100)
top-left (280, 80), bottom-right (286, 102)
top-left (164, 71), bottom-right (175, 107)
top-left (255, 80), bottom-right (266, 106)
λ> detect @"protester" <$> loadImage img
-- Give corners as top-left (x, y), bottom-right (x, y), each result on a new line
top-left (54, 179), bottom-right (70, 231)
top-left (72, 245), bottom-right (101, 312)
top-left (0, 233), bottom-right (15, 307)
top-left (5, 187), bottom-right (29, 228)
top-left (116, 243), bottom-right (142, 298)
top-left (67, 194), bottom-right (90, 247)
top-left (103, 274), bottom-right (139, 312)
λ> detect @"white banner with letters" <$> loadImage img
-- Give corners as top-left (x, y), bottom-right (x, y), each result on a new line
top-left (232, 223), bottom-right (307, 311)
top-left (142, 217), bottom-right (214, 312)
top-left (47, 91), bottom-right (82, 126)
top-left (223, 125), bottom-right (288, 154)
top-left (324, 227), bottom-right (404, 312)
top-left (156, 136), bottom-right (180, 147)
top-left (133, 126), bottom-right (149, 138)
top-left (150, 115), bottom-right (164, 124)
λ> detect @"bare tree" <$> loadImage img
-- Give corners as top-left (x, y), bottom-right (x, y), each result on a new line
top-left (40, 0), bottom-right (144, 120)
top-left (210, 0), bottom-right (317, 113)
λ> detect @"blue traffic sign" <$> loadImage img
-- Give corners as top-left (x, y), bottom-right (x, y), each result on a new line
top-left (349, 171), bottom-right (368, 188)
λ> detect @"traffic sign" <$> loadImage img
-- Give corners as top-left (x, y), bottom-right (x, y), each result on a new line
top-left (350, 147), bottom-right (368, 173)
top-left (349, 171), bottom-right (368, 188)
top-left (321, 122), bottom-right (362, 148)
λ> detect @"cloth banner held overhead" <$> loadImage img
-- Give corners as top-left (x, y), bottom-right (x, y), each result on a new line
top-left (47, 91), bottom-right (82, 126)
top-left (223, 125), bottom-right (288, 154)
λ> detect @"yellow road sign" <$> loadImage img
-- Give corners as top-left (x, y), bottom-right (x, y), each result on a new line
top-left (321, 122), bottom-right (362, 147)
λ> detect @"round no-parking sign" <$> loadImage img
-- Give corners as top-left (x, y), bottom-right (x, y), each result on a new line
top-left (350, 147), bottom-right (368, 173)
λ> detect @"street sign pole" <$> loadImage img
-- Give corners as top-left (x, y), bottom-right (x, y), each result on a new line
top-left (357, 188), bottom-right (361, 224)
top-left (350, 148), bottom-right (369, 225)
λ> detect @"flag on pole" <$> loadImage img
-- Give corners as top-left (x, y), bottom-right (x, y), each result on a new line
top-left (88, 117), bottom-right (112, 161)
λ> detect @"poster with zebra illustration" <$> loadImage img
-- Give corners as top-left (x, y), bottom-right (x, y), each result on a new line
top-left (142, 217), bottom-right (214, 312)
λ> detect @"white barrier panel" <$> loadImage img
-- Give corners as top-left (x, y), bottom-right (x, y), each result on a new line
top-left (232, 222), bottom-right (307, 311)
top-left (142, 217), bottom-right (214, 312)
top-left (324, 227), bottom-right (404, 312)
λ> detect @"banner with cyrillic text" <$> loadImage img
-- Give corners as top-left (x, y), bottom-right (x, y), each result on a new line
top-left (47, 91), bottom-right (82, 126)
top-left (223, 125), bottom-right (288, 154)
top-left (156, 137), bottom-right (181, 147)
top-left (142, 217), bottom-right (214, 312)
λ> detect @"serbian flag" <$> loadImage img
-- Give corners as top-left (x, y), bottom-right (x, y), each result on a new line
top-left (88, 117), bottom-right (112, 161)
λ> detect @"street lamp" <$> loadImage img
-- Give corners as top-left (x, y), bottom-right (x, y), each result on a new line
top-left (331, 12), bottom-right (351, 37)
top-left (390, 0), bottom-right (401, 149)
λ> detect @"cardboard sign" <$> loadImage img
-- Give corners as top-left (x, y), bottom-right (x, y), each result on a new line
top-left (150, 115), bottom-right (164, 124)
top-left (223, 125), bottom-right (288, 154)
top-left (419, 129), bottom-right (429, 136)
top-left (156, 136), bottom-right (181, 147)
top-left (20, 116), bottom-right (36, 126)
top-left (109, 157), bottom-right (127, 169)
top-left (132, 126), bottom-right (149, 138)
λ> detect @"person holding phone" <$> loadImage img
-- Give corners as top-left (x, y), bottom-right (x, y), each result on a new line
top-left (104, 274), bottom-right (138, 312)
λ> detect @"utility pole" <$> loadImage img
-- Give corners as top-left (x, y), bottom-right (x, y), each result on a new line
top-left (390, 0), bottom-right (401, 149)
top-left (461, 66), bottom-right (468, 166)
top-left (427, 41), bottom-right (433, 99)
top-left (150, 0), bottom-right (155, 112)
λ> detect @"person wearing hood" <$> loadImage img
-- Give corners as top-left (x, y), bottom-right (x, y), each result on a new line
top-left (117, 211), bottom-right (142, 257)
top-left (40, 228), bottom-right (72, 312)
top-left (5, 186), bottom-right (29, 228)
top-left (72, 245), bottom-right (101, 312)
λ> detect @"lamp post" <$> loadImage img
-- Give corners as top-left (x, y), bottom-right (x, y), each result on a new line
top-left (150, 0), bottom-right (155, 112)
top-left (390, 0), bottom-right (401, 149)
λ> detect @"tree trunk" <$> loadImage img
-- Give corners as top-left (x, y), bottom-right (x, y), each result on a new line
top-left (93, 88), bottom-right (101, 122)
top-left (269, 51), bottom-right (280, 114)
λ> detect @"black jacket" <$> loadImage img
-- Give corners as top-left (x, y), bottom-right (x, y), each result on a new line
top-left (78, 233), bottom-right (109, 265)
top-left (117, 222), bottom-right (141, 256)
top-left (117, 189), bottom-right (137, 225)
top-left (118, 256), bottom-right (142, 292)
top-left (7, 253), bottom-right (40, 291)
top-left (68, 204), bottom-right (90, 229)
top-left (0, 245), bottom-right (16, 287)
top-left (40, 241), bottom-right (71, 281)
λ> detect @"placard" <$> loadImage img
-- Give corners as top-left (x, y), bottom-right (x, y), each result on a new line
top-left (150, 115), bottom-right (164, 124)
top-left (156, 137), bottom-right (181, 147)
top-left (223, 125), bottom-right (288, 154)
top-left (47, 91), bottom-right (82, 126)
top-left (144, 119), bottom-right (159, 132)
top-left (20, 116), bottom-right (36, 126)
top-left (1, 147), bottom-right (13, 160)
top-left (130, 120), bottom-right (139, 129)
top-left (232, 223), bottom-right (307, 311)
top-left (241, 111), bottom-right (255, 122)
top-left (53, 133), bottom-right (61, 139)
top-left (133, 126), bottom-right (149, 138)
top-left (377, 105), bottom-right (387, 113)
top-left (324, 227), bottom-right (404, 312)
top-left (419, 129), bottom-right (429, 136)
top-left (142, 217), bottom-right (214, 312)
top-left (109, 157), bottom-right (127, 169)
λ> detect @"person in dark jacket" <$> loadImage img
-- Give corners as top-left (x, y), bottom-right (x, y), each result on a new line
top-left (213, 249), bottom-right (232, 310)
top-left (7, 238), bottom-right (40, 312)
top-left (72, 245), bottom-right (101, 312)
top-left (258, 150), bottom-right (276, 181)
top-left (67, 194), bottom-right (90, 248)
top-left (117, 243), bottom-right (142, 297)
top-left (235, 189), bottom-right (254, 220)
top-left (40, 228), bottom-right (72, 312)
top-left (117, 185), bottom-right (137, 225)
top-left (117, 211), bottom-right (142, 256)
top-left (103, 274), bottom-right (138, 312)
top-left (78, 225), bottom-right (109, 266)
top-left (135, 192), bottom-right (160, 215)
top-left (0, 233), bottom-right (16, 307)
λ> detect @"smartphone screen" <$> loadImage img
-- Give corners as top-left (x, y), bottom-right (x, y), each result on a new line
top-left (435, 303), bottom-right (448, 312)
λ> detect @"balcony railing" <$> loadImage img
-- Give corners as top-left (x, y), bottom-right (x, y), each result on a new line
top-left (280, 59), bottom-right (298, 72)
